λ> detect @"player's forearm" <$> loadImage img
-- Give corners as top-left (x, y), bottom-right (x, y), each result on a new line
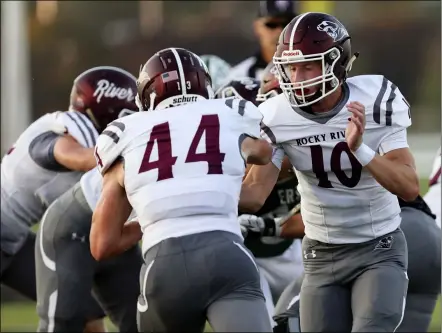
top-left (365, 155), bottom-right (419, 202)
top-left (239, 183), bottom-right (267, 213)
top-left (90, 185), bottom-right (133, 260)
top-left (54, 146), bottom-right (96, 171)
top-left (91, 221), bottom-right (141, 261)
top-left (107, 222), bottom-right (142, 258)
top-left (280, 213), bottom-right (305, 239)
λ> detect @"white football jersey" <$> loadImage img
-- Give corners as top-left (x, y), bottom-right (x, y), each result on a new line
top-left (424, 147), bottom-right (441, 228)
top-left (79, 167), bottom-right (138, 221)
top-left (259, 75), bottom-right (412, 243)
top-left (80, 167), bottom-right (102, 210)
top-left (95, 98), bottom-right (263, 255)
top-left (1, 111), bottom-right (98, 226)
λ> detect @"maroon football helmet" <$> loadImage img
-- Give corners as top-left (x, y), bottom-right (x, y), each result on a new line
top-left (215, 77), bottom-right (261, 106)
top-left (256, 62), bottom-right (282, 103)
top-left (136, 47), bottom-right (214, 111)
top-left (69, 66), bottom-right (138, 131)
top-left (273, 12), bottom-right (359, 107)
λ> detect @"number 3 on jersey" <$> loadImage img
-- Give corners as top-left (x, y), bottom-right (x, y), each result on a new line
top-left (138, 114), bottom-right (226, 181)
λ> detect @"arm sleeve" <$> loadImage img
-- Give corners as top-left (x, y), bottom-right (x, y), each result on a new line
top-left (378, 85), bottom-right (412, 154)
top-left (94, 120), bottom-right (127, 175)
top-left (379, 128), bottom-right (409, 155)
top-left (242, 100), bottom-right (263, 138)
top-left (28, 131), bottom-right (71, 172)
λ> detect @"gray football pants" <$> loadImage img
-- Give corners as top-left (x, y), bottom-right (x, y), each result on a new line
top-left (274, 208), bottom-right (440, 333)
top-left (137, 230), bottom-right (272, 333)
top-left (35, 183), bottom-right (142, 332)
top-left (299, 228), bottom-right (408, 332)
top-left (396, 207), bottom-right (440, 332)
top-left (1, 230), bottom-right (37, 300)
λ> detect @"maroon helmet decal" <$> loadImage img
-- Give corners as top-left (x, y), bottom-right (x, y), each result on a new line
top-left (69, 66), bottom-right (137, 131)
top-left (136, 47), bottom-right (214, 111)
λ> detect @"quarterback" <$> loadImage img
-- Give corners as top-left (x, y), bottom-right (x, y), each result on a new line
top-left (90, 47), bottom-right (273, 332)
top-left (240, 12), bottom-right (419, 332)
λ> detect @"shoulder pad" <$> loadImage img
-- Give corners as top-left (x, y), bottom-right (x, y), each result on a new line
top-left (349, 75), bottom-right (412, 129)
top-left (94, 118), bottom-right (129, 175)
top-left (223, 98), bottom-right (263, 138)
top-left (258, 94), bottom-right (285, 144)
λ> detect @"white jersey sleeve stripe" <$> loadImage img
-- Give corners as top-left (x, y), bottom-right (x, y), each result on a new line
top-left (72, 112), bottom-right (97, 146)
top-left (100, 121), bottom-right (126, 144)
top-left (224, 98), bottom-right (247, 116)
top-left (65, 112), bottom-right (91, 147)
top-left (373, 76), bottom-right (388, 124)
top-left (260, 121), bottom-right (277, 144)
top-left (385, 82), bottom-right (397, 126)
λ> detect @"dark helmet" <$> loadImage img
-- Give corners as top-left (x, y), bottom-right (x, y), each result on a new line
top-left (69, 66), bottom-right (138, 131)
top-left (136, 47), bottom-right (214, 111)
top-left (273, 12), bottom-right (359, 107)
top-left (215, 77), bottom-right (261, 106)
top-left (256, 61), bottom-right (282, 103)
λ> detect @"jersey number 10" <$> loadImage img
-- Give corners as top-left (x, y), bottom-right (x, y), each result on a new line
top-left (138, 114), bottom-right (226, 181)
top-left (310, 142), bottom-right (362, 188)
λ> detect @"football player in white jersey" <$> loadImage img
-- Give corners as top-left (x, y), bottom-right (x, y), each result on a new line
top-left (34, 71), bottom-right (141, 332)
top-left (90, 47), bottom-right (273, 332)
top-left (1, 66), bottom-right (137, 332)
top-left (1, 65), bottom-right (135, 306)
top-left (424, 147), bottom-right (441, 228)
top-left (216, 72), bottom-right (304, 327)
top-left (270, 193), bottom-right (440, 333)
top-left (240, 12), bottom-right (420, 332)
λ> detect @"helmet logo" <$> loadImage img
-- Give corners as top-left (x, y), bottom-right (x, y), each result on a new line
top-left (93, 79), bottom-right (135, 104)
top-left (282, 50), bottom-right (303, 57)
top-left (317, 20), bottom-right (347, 41)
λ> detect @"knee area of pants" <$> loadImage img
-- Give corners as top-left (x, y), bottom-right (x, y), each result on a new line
top-left (352, 315), bottom-right (403, 333)
top-left (273, 317), bottom-right (301, 333)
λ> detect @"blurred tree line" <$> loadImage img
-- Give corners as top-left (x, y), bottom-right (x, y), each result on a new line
top-left (25, 1), bottom-right (440, 133)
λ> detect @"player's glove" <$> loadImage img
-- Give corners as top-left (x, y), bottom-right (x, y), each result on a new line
top-left (238, 214), bottom-right (282, 238)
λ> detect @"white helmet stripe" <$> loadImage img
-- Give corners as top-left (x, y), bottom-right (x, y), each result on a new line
top-left (170, 48), bottom-right (187, 95)
top-left (289, 12), bottom-right (311, 50)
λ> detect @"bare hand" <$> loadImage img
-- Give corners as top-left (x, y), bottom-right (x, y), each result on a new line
top-left (345, 101), bottom-right (366, 152)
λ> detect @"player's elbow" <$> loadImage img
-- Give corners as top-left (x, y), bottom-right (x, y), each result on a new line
top-left (245, 140), bottom-right (273, 165)
top-left (53, 136), bottom-right (95, 172)
top-left (399, 183), bottom-right (419, 202)
top-left (90, 238), bottom-right (112, 261)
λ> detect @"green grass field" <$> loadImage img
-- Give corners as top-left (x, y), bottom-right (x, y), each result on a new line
top-left (0, 299), bottom-right (440, 332)
top-left (1, 179), bottom-right (440, 332)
